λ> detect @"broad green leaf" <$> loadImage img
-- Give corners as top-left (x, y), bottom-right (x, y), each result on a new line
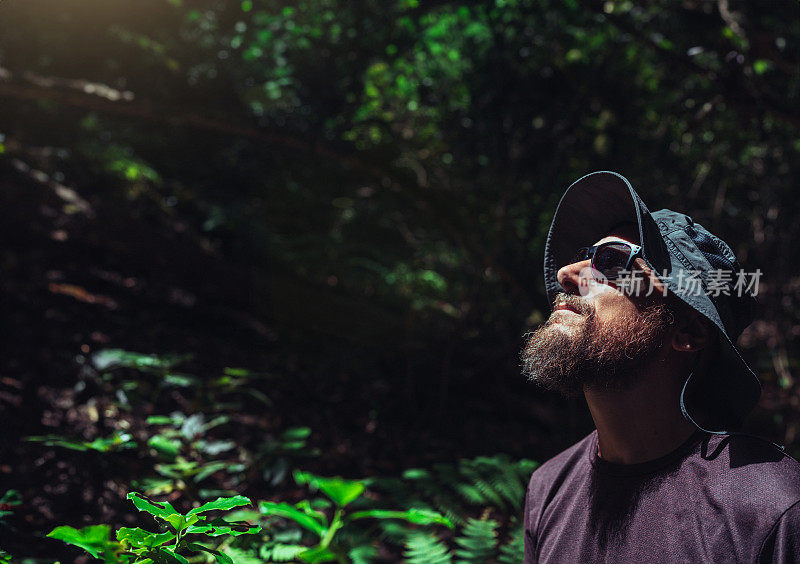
top-left (146, 415), bottom-right (175, 425)
top-left (47, 525), bottom-right (111, 558)
top-left (293, 471), bottom-right (365, 507)
top-left (148, 435), bottom-right (181, 459)
top-left (187, 495), bottom-right (251, 516)
top-left (127, 492), bottom-right (181, 522)
top-left (156, 459), bottom-right (199, 479)
top-left (193, 461), bottom-right (230, 483)
top-left (92, 349), bottom-right (189, 372)
top-left (298, 546), bottom-right (338, 563)
top-left (268, 544), bottom-right (307, 561)
top-left (281, 427), bottom-right (312, 440)
top-left (166, 513), bottom-right (200, 532)
top-left (258, 501), bottom-right (327, 536)
top-left (348, 508), bottom-right (453, 528)
top-left (26, 433), bottom-right (135, 453)
top-left (116, 527), bottom-right (175, 548)
top-left (0, 490), bottom-right (21, 505)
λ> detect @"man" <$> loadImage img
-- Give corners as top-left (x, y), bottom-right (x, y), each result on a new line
top-left (521, 171), bottom-right (800, 562)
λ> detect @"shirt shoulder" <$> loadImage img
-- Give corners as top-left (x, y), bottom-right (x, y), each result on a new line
top-left (524, 432), bottom-right (595, 532)
top-left (527, 431), bottom-right (595, 493)
top-left (757, 498), bottom-right (800, 562)
top-left (701, 433), bottom-right (800, 510)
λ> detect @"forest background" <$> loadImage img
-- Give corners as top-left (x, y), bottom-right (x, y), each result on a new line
top-left (0, 0), bottom-right (798, 561)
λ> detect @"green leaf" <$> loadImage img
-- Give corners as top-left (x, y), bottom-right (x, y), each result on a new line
top-left (258, 501), bottom-right (327, 536)
top-left (281, 427), bottom-right (312, 440)
top-left (148, 435), bottom-right (182, 459)
top-left (193, 461), bottom-right (229, 483)
top-left (268, 544), bottom-right (307, 562)
top-left (753, 59), bottom-right (772, 75)
top-left (187, 543), bottom-right (234, 564)
top-left (26, 432), bottom-right (135, 453)
top-left (127, 492), bottom-right (183, 527)
top-left (293, 471), bottom-right (365, 507)
top-left (187, 495), bottom-right (251, 516)
top-left (92, 349), bottom-right (189, 372)
top-left (0, 490), bottom-right (21, 505)
top-left (348, 508), bottom-right (453, 528)
top-left (116, 527), bottom-right (175, 548)
top-left (298, 546), bottom-right (338, 563)
top-left (146, 415), bottom-right (176, 425)
top-left (47, 525), bottom-right (112, 558)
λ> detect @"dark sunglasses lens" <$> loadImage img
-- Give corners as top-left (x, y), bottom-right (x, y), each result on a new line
top-left (593, 244), bottom-right (631, 279)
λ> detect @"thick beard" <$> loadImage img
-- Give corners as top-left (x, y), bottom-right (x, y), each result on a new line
top-left (520, 294), bottom-right (674, 397)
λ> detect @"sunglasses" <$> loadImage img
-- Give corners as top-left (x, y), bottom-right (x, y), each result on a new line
top-left (572, 241), bottom-right (643, 281)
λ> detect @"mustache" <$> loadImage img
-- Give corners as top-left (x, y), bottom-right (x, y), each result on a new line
top-left (552, 293), bottom-right (594, 317)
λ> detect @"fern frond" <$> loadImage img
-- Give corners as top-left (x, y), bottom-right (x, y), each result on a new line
top-left (404, 531), bottom-right (453, 564)
top-left (267, 543), bottom-right (307, 562)
top-left (223, 547), bottom-right (264, 564)
top-left (498, 520), bottom-right (525, 564)
top-left (348, 544), bottom-right (378, 564)
top-left (453, 518), bottom-right (498, 563)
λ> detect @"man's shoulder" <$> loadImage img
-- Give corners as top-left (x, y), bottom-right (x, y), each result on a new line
top-left (700, 433), bottom-right (800, 507)
top-left (527, 431), bottom-right (595, 492)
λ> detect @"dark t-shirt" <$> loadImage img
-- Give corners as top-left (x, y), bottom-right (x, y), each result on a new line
top-left (524, 431), bottom-right (800, 563)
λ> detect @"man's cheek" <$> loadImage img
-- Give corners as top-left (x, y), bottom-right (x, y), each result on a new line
top-left (576, 266), bottom-right (617, 300)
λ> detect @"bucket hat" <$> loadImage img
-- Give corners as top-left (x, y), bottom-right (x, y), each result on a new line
top-left (543, 171), bottom-right (761, 429)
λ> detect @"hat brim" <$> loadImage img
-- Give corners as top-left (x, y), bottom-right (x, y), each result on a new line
top-left (544, 171), bottom-right (668, 306)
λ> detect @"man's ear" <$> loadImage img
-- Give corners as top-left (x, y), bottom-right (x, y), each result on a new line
top-left (671, 310), bottom-right (713, 352)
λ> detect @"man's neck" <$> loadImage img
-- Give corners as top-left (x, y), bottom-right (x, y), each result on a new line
top-left (584, 367), bottom-right (697, 465)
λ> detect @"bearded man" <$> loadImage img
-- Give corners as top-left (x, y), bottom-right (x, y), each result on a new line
top-left (521, 172), bottom-right (800, 563)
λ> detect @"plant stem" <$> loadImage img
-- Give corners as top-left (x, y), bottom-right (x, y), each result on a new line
top-left (319, 507), bottom-right (343, 549)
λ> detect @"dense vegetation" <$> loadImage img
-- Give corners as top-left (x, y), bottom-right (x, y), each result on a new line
top-left (0, 0), bottom-right (798, 560)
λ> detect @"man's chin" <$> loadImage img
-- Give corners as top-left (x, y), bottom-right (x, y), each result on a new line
top-left (520, 324), bottom-right (589, 397)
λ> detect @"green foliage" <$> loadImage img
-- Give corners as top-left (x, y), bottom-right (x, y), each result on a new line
top-left (377, 454), bottom-right (537, 526)
top-left (293, 470), bottom-right (365, 507)
top-left (497, 521), bottom-right (526, 564)
top-left (453, 518), bottom-right (498, 562)
top-left (4, 0), bottom-right (799, 558)
top-left (92, 350), bottom-right (190, 373)
top-left (375, 455), bottom-right (536, 562)
top-left (0, 490), bottom-right (22, 524)
top-left (49, 493), bottom-right (259, 562)
top-left (404, 531), bottom-right (452, 564)
top-left (257, 470), bottom-right (452, 562)
top-left (25, 432), bottom-right (137, 453)
top-left (141, 412), bottom-right (244, 496)
top-left (47, 525), bottom-right (120, 559)
top-left (259, 427), bottom-right (319, 486)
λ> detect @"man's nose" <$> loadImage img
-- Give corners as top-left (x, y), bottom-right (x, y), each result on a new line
top-left (556, 259), bottom-right (593, 295)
